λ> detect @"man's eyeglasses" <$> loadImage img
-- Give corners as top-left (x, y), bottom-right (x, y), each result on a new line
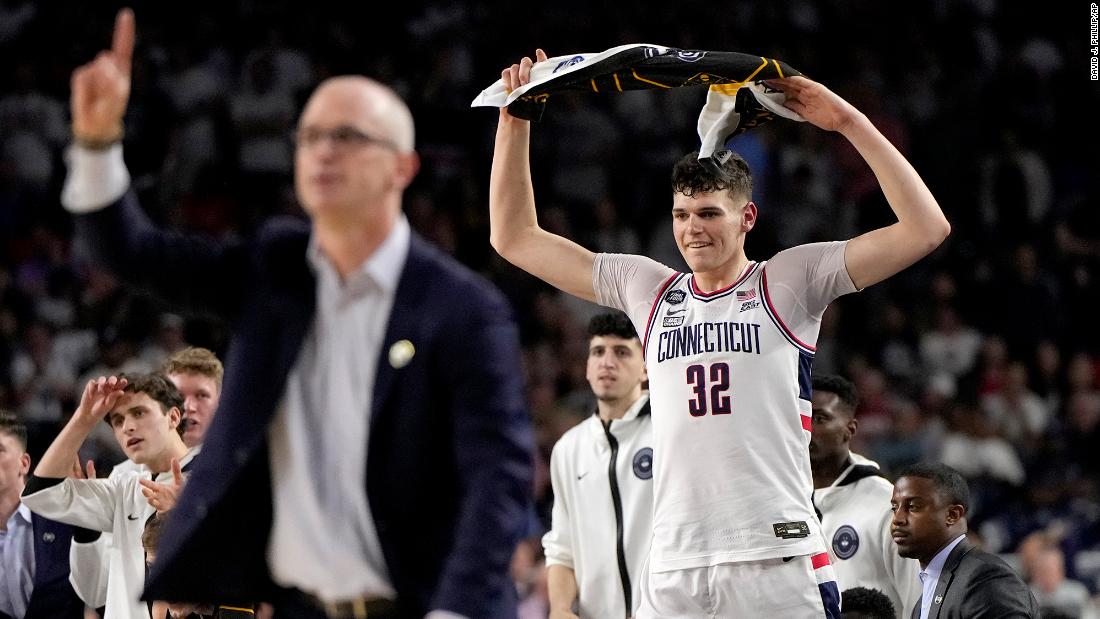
top-left (293, 125), bottom-right (398, 151)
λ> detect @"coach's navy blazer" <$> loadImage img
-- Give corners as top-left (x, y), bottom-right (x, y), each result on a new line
top-left (11, 514), bottom-right (84, 619)
top-left (74, 193), bottom-right (534, 619)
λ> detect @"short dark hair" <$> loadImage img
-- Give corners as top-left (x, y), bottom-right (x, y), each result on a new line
top-left (588, 312), bottom-right (639, 342)
top-left (111, 374), bottom-right (185, 437)
top-left (898, 462), bottom-right (971, 510)
top-left (0, 410), bottom-right (27, 450)
top-left (813, 374), bottom-right (860, 413)
top-left (671, 150), bottom-right (753, 200)
top-left (840, 587), bottom-right (896, 619)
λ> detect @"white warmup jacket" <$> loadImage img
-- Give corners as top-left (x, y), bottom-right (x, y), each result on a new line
top-left (22, 448), bottom-right (198, 619)
top-left (68, 458), bottom-right (143, 609)
top-left (543, 395), bottom-right (653, 619)
top-left (813, 455), bottom-right (921, 618)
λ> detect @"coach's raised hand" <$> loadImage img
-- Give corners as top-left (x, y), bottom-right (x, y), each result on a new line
top-left (71, 7), bottom-right (134, 144)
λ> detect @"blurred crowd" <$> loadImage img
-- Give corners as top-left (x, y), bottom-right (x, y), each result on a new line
top-left (1, 0), bottom-right (1097, 616)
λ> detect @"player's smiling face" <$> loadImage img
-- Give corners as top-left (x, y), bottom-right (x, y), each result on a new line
top-left (672, 191), bottom-right (756, 276)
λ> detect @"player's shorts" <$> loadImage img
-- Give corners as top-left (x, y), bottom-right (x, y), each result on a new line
top-left (636, 551), bottom-right (841, 618)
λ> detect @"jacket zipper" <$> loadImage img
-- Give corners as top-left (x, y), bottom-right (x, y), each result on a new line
top-left (602, 419), bottom-right (632, 617)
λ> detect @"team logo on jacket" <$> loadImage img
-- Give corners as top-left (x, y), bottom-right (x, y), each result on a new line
top-left (832, 525), bottom-right (859, 559)
top-left (633, 447), bottom-right (653, 480)
top-left (665, 290), bottom-right (686, 305)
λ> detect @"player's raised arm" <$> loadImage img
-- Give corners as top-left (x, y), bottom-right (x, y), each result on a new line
top-left (490, 49), bottom-right (598, 303)
top-left (769, 76), bottom-right (950, 290)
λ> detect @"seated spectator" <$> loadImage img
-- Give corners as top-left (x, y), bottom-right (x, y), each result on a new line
top-left (1023, 544), bottom-right (1093, 619)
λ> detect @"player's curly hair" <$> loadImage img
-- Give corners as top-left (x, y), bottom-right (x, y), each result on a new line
top-left (671, 151), bottom-right (753, 200)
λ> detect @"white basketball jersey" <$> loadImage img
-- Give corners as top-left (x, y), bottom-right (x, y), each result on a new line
top-left (593, 242), bottom-right (857, 572)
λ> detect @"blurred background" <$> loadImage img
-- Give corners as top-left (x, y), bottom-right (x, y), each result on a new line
top-left (1, 0), bottom-right (1097, 615)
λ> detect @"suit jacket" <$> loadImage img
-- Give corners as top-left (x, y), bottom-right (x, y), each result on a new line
top-left (74, 192), bottom-right (535, 618)
top-left (911, 539), bottom-right (1040, 619)
top-left (16, 514), bottom-right (84, 619)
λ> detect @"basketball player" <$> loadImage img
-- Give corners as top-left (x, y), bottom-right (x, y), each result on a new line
top-left (543, 312), bottom-right (653, 618)
top-left (488, 49), bottom-right (949, 617)
top-left (809, 374), bottom-right (920, 617)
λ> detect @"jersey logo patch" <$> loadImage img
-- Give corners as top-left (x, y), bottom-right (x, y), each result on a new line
top-left (662, 316), bottom-right (684, 327)
top-left (664, 290), bottom-right (686, 305)
top-left (633, 447), bottom-right (653, 480)
top-left (832, 525), bottom-right (859, 559)
top-left (739, 300), bottom-right (759, 312)
top-left (773, 521), bottom-right (810, 539)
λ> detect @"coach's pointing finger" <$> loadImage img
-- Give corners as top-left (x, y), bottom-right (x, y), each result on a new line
top-left (71, 8), bottom-right (134, 143)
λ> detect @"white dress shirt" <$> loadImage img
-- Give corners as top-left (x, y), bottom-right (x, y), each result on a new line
top-left (267, 216), bottom-right (409, 602)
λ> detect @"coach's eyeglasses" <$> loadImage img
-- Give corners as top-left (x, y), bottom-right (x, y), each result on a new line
top-left (293, 125), bottom-right (398, 152)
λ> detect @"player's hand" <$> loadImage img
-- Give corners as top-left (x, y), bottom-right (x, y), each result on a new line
top-left (71, 456), bottom-right (97, 480)
top-left (71, 8), bottom-right (134, 141)
top-left (501, 48), bottom-right (548, 93)
top-left (140, 457), bottom-right (185, 514)
top-left (549, 610), bottom-right (580, 619)
top-left (765, 76), bottom-right (863, 135)
top-left (499, 48), bottom-right (548, 124)
top-left (74, 376), bottom-right (129, 425)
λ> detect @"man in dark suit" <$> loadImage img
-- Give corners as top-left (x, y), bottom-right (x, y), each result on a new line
top-left (890, 463), bottom-right (1039, 619)
top-left (0, 412), bottom-right (84, 619)
top-left (60, 9), bottom-right (534, 619)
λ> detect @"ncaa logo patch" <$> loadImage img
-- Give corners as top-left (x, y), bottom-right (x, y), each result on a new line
top-left (832, 525), bottom-right (859, 559)
top-left (633, 447), bottom-right (653, 480)
top-left (665, 290), bottom-right (686, 305)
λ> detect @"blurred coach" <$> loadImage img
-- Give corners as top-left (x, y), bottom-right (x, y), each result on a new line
top-left (59, 9), bottom-right (534, 619)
